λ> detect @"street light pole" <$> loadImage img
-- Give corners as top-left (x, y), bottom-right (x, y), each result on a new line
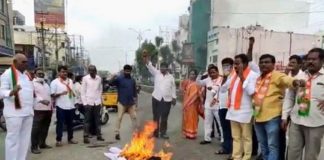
top-left (128, 28), bottom-right (151, 49)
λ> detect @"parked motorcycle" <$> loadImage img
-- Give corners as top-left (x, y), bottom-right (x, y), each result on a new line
top-left (69, 105), bottom-right (109, 131)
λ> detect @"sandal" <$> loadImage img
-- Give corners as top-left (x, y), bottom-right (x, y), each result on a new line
top-left (215, 149), bottom-right (229, 155)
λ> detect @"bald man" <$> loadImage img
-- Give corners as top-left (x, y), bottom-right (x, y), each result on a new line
top-left (0, 54), bottom-right (35, 160)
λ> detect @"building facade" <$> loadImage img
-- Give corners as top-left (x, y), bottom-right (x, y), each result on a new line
top-left (189, 0), bottom-right (211, 71)
top-left (210, 0), bottom-right (310, 32)
top-left (0, 0), bottom-right (14, 57)
top-left (13, 10), bottom-right (25, 25)
top-left (207, 25), bottom-right (322, 71)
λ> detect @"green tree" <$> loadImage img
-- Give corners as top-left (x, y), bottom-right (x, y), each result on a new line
top-left (159, 45), bottom-right (174, 65)
top-left (155, 36), bottom-right (163, 48)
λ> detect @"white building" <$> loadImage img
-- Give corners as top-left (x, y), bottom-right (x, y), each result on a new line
top-left (207, 25), bottom-right (322, 71)
top-left (14, 26), bottom-right (71, 68)
top-left (173, 14), bottom-right (190, 78)
top-left (210, 0), bottom-right (311, 32)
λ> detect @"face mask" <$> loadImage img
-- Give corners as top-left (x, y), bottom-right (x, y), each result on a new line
top-left (223, 66), bottom-right (232, 76)
top-left (36, 77), bottom-right (44, 82)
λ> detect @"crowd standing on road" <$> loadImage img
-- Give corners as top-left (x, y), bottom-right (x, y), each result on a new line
top-left (0, 45), bottom-right (324, 160)
top-left (178, 47), bottom-right (324, 160)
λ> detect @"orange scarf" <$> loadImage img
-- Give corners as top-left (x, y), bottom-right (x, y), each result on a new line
top-left (227, 67), bottom-right (251, 110)
top-left (254, 72), bottom-right (272, 107)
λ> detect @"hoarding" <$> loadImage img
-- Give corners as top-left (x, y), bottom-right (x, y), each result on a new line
top-left (181, 43), bottom-right (194, 64)
top-left (34, 0), bottom-right (65, 29)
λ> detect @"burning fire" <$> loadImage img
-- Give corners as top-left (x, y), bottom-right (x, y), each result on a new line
top-left (119, 121), bottom-right (173, 160)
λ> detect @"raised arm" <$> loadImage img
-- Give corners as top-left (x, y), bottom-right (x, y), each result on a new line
top-left (196, 74), bottom-right (207, 86)
top-left (146, 62), bottom-right (159, 76)
top-left (247, 37), bottom-right (255, 62)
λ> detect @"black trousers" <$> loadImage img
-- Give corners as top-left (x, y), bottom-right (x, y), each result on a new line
top-left (219, 108), bottom-right (232, 154)
top-left (84, 105), bottom-right (102, 138)
top-left (152, 97), bottom-right (171, 136)
top-left (56, 107), bottom-right (74, 141)
top-left (279, 127), bottom-right (286, 160)
top-left (31, 110), bottom-right (52, 148)
top-left (252, 125), bottom-right (259, 155)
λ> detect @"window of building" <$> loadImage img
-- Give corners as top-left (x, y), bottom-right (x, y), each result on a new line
top-left (0, 0), bottom-right (4, 13)
top-left (215, 39), bottom-right (219, 45)
top-left (0, 25), bottom-right (5, 40)
top-left (213, 55), bottom-right (218, 63)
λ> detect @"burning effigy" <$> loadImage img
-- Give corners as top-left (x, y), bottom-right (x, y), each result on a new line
top-left (105, 121), bottom-right (173, 160)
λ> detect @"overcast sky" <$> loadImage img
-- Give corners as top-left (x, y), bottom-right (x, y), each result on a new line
top-left (12, 0), bottom-right (324, 72)
top-left (12, 0), bottom-right (189, 73)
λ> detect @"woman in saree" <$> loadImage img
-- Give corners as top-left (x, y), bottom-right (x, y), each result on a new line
top-left (181, 69), bottom-right (202, 139)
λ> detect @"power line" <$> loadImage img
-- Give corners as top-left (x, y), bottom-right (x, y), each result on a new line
top-left (213, 10), bottom-right (324, 15)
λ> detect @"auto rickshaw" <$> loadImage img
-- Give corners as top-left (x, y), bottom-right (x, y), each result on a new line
top-left (102, 84), bottom-right (118, 112)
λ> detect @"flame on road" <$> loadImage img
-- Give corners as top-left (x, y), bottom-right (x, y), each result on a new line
top-left (120, 121), bottom-right (173, 160)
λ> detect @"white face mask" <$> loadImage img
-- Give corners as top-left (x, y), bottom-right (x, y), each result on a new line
top-left (223, 66), bottom-right (232, 76)
top-left (36, 77), bottom-right (44, 82)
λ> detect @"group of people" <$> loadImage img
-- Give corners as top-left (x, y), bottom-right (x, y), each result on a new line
top-left (1, 47), bottom-right (323, 160)
top-left (180, 48), bottom-right (324, 160)
top-left (0, 53), bottom-right (107, 160)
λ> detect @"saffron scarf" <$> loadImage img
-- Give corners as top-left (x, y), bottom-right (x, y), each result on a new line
top-left (253, 72), bottom-right (272, 116)
top-left (227, 67), bottom-right (251, 110)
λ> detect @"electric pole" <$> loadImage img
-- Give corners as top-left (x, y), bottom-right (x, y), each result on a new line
top-left (40, 21), bottom-right (46, 71)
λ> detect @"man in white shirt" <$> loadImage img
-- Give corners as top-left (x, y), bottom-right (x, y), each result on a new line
top-left (221, 54), bottom-right (259, 160)
top-left (81, 65), bottom-right (104, 144)
top-left (214, 58), bottom-right (234, 155)
top-left (50, 65), bottom-right (78, 146)
top-left (283, 48), bottom-right (324, 160)
top-left (143, 51), bottom-right (176, 139)
top-left (0, 54), bottom-right (34, 160)
top-left (197, 65), bottom-right (224, 145)
top-left (31, 68), bottom-right (53, 154)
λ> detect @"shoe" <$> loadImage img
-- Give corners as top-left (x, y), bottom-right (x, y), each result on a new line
top-left (255, 154), bottom-right (263, 160)
top-left (227, 156), bottom-right (233, 160)
top-left (84, 138), bottom-right (90, 144)
top-left (97, 137), bottom-right (105, 141)
top-left (31, 148), bottom-right (41, 154)
top-left (185, 136), bottom-right (196, 140)
top-left (160, 134), bottom-right (169, 140)
top-left (68, 139), bottom-right (78, 144)
top-left (56, 141), bottom-right (63, 147)
top-left (39, 144), bottom-right (52, 149)
top-left (115, 134), bottom-right (120, 140)
top-left (200, 140), bottom-right (211, 145)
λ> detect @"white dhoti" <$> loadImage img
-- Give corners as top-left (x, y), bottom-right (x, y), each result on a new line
top-left (204, 108), bottom-right (223, 142)
top-left (5, 116), bottom-right (33, 160)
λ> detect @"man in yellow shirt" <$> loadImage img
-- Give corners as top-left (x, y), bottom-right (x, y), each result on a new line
top-left (253, 54), bottom-right (298, 160)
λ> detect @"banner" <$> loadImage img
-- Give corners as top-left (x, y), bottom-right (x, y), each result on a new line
top-left (34, 0), bottom-right (65, 29)
top-left (181, 43), bottom-right (194, 64)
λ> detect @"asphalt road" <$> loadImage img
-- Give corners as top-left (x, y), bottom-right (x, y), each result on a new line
top-left (0, 92), bottom-right (323, 160)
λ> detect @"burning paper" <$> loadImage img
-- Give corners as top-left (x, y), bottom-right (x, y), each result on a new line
top-left (105, 121), bottom-right (172, 160)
